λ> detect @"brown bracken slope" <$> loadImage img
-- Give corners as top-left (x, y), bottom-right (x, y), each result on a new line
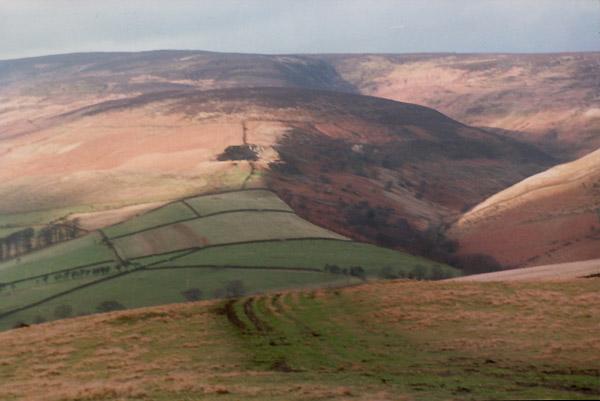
top-left (326, 52), bottom-right (600, 159)
top-left (449, 148), bottom-right (600, 268)
top-left (2, 51), bottom-right (598, 160)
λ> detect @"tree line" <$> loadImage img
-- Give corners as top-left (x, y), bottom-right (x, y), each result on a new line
top-left (0, 221), bottom-right (82, 262)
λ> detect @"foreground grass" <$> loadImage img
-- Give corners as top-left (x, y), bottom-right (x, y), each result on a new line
top-left (0, 279), bottom-right (597, 401)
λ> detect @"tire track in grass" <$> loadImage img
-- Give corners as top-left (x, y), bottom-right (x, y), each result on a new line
top-left (271, 292), bottom-right (321, 338)
top-left (245, 295), bottom-right (302, 372)
top-left (220, 299), bottom-right (248, 333)
top-left (243, 297), bottom-right (272, 333)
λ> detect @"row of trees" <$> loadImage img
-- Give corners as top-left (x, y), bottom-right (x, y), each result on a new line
top-left (378, 265), bottom-right (452, 281)
top-left (324, 263), bottom-right (454, 281)
top-left (182, 281), bottom-right (247, 302)
top-left (324, 264), bottom-right (366, 279)
top-left (0, 221), bottom-right (82, 262)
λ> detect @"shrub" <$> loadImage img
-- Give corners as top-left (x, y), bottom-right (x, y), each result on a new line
top-left (181, 288), bottom-right (203, 302)
top-left (268, 160), bottom-right (302, 175)
top-left (453, 253), bottom-right (502, 275)
top-left (54, 304), bottom-right (73, 319)
top-left (96, 301), bottom-right (126, 313)
top-left (409, 265), bottom-right (426, 280)
top-left (214, 281), bottom-right (247, 298)
top-left (225, 280), bottom-right (246, 298)
top-left (379, 266), bottom-right (398, 279)
top-left (33, 316), bottom-right (46, 324)
top-left (430, 265), bottom-right (449, 280)
top-left (217, 145), bottom-right (259, 161)
top-left (324, 264), bottom-right (341, 274)
top-left (349, 266), bottom-right (366, 279)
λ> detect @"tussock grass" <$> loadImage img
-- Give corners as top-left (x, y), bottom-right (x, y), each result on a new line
top-left (0, 279), bottom-right (597, 400)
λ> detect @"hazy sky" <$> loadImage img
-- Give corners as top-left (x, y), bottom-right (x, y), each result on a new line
top-left (1, 0), bottom-right (599, 60)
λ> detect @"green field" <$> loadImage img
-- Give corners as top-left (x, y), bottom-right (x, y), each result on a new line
top-left (0, 233), bottom-right (114, 282)
top-left (104, 202), bottom-right (198, 239)
top-left (0, 268), bottom-right (353, 329)
top-left (184, 189), bottom-right (292, 215)
top-left (112, 211), bottom-right (347, 259)
top-left (0, 189), bottom-right (460, 330)
top-left (152, 239), bottom-right (456, 279)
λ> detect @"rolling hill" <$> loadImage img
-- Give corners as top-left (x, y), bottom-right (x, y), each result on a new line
top-left (0, 188), bottom-right (458, 330)
top-left (326, 52), bottom-right (600, 159)
top-left (0, 85), bottom-right (554, 262)
top-left (449, 148), bottom-right (600, 268)
top-left (1, 50), bottom-right (598, 319)
top-left (2, 50), bottom-right (597, 161)
top-left (0, 278), bottom-right (598, 400)
top-left (0, 49), bottom-right (598, 400)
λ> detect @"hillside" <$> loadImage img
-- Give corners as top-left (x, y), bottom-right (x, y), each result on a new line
top-left (0, 278), bottom-right (598, 400)
top-left (327, 52), bottom-right (600, 159)
top-left (2, 50), bottom-right (597, 161)
top-left (0, 86), bottom-right (554, 261)
top-left (451, 258), bottom-right (600, 282)
top-left (0, 50), bottom-right (354, 140)
top-left (449, 148), bottom-right (600, 268)
top-left (0, 189), bottom-right (457, 330)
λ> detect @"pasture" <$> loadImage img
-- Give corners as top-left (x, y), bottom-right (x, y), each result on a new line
top-left (0, 189), bottom-right (459, 330)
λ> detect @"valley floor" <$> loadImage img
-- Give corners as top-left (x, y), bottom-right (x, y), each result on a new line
top-left (0, 279), bottom-right (598, 401)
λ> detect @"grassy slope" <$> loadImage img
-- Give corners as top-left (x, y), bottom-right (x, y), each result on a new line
top-left (184, 189), bottom-right (293, 215)
top-left (154, 239), bottom-right (452, 278)
top-left (0, 167), bottom-right (256, 236)
top-left (103, 202), bottom-right (198, 238)
top-left (0, 190), bottom-right (458, 330)
top-left (0, 279), bottom-right (597, 401)
top-left (0, 233), bottom-right (114, 282)
top-left (112, 211), bottom-right (347, 259)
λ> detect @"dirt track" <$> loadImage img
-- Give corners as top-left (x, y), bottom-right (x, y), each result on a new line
top-left (451, 258), bottom-right (600, 282)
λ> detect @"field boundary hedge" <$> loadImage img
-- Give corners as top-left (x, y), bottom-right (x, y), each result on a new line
top-left (108, 208), bottom-right (297, 240)
top-left (148, 264), bottom-right (324, 273)
top-left (0, 237), bottom-right (356, 324)
top-left (145, 237), bottom-right (354, 263)
top-left (97, 187), bottom-right (275, 233)
top-left (0, 258), bottom-right (116, 287)
top-left (0, 268), bottom-right (142, 320)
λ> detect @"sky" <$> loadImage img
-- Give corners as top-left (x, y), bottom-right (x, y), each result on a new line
top-left (1, 0), bottom-right (599, 60)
